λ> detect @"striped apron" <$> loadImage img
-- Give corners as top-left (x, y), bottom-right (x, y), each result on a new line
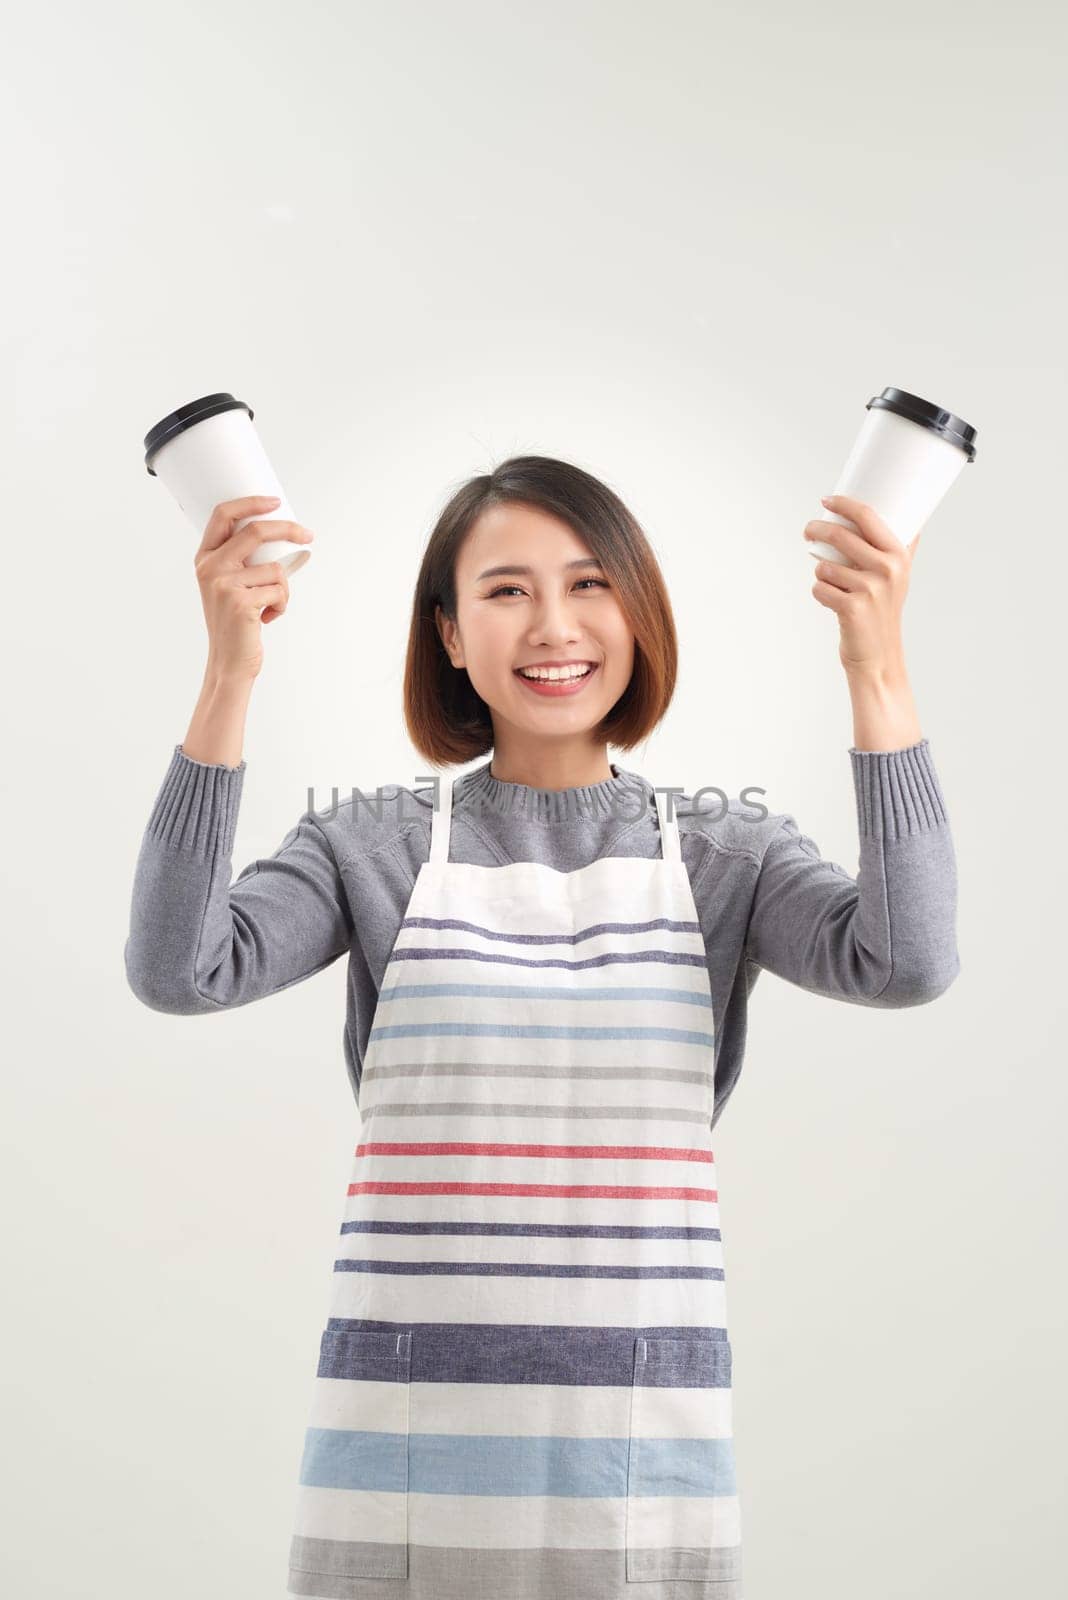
top-left (287, 773), bottom-right (742, 1598)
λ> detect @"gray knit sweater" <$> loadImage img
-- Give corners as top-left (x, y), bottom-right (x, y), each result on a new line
top-left (124, 740), bottom-right (960, 1128)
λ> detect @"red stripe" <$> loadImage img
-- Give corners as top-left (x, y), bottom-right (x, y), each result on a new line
top-left (355, 1141), bottom-right (713, 1162)
top-left (348, 1181), bottom-right (718, 1200)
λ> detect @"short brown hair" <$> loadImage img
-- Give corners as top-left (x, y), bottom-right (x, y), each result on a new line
top-left (403, 455), bottom-right (678, 766)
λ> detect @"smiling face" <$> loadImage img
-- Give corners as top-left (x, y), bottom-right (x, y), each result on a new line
top-left (435, 500), bottom-right (635, 768)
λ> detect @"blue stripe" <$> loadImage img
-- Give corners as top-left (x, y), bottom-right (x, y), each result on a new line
top-left (368, 1022), bottom-right (716, 1046)
top-left (300, 1430), bottom-right (737, 1498)
top-left (300, 1428), bottom-right (408, 1492)
top-left (378, 982), bottom-right (713, 1009)
top-left (629, 1436), bottom-right (738, 1497)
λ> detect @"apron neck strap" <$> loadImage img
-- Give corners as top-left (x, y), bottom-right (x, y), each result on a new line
top-left (429, 773), bottom-right (454, 864)
top-left (653, 787), bottom-right (681, 863)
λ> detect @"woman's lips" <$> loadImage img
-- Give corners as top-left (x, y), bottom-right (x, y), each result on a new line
top-left (513, 662), bottom-right (600, 697)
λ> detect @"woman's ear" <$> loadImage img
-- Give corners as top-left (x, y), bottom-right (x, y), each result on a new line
top-left (435, 603), bottom-right (464, 669)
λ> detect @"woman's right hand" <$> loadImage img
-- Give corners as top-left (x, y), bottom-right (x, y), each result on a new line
top-left (193, 496), bottom-right (315, 681)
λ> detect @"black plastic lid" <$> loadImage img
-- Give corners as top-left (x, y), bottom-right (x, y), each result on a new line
top-left (867, 387), bottom-right (977, 461)
top-left (143, 392), bottom-right (254, 476)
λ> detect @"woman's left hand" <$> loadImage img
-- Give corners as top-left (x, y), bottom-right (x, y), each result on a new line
top-left (804, 493), bottom-right (921, 674)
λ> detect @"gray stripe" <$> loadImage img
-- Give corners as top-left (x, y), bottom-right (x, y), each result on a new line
top-left (288, 1539), bottom-right (742, 1597)
top-left (357, 1101), bottom-right (710, 1123)
top-left (363, 1061), bottom-right (712, 1086)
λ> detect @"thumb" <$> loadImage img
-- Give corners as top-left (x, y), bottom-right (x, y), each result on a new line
top-left (908, 530), bottom-right (922, 558)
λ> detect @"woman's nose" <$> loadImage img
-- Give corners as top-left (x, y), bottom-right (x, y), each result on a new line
top-left (525, 599), bottom-right (583, 636)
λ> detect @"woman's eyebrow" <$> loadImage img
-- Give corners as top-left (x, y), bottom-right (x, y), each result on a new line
top-left (475, 557), bottom-right (604, 580)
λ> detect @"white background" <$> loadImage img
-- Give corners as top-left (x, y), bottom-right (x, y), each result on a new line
top-left (4, 1), bottom-right (1065, 1595)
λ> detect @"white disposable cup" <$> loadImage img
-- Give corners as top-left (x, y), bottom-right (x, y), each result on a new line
top-left (808, 387), bottom-right (977, 568)
top-left (143, 392), bottom-right (311, 575)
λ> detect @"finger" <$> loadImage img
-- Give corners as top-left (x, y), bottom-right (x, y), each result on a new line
top-left (251, 581), bottom-right (287, 615)
top-left (803, 519), bottom-right (877, 570)
top-left (234, 559), bottom-right (288, 591)
top-left (811, 576), bottom-right (848, 611)
top-left (813, 557), bottom-right (867, 593)
top-left (229, 521), bottom-right (313, 567)
top-left (197, 496), bottom-right (282, 555)
top-left (820, 495), bottom-right (902, 554)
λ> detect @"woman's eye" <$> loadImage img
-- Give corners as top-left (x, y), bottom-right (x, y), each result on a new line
top-left (487, 579), bottom-right (610, 599)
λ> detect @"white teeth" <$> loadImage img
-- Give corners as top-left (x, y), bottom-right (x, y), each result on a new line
top-left (517, 664), bottom-right (593, 681)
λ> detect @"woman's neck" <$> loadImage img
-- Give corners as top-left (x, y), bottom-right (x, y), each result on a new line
top-left (458, 758), bottom-right (649, 825)
top-left (486, 742), bottom-right (616, 792)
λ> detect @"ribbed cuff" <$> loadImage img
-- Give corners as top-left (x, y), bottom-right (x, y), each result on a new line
top-left (145, 743), bottom-right (246, 859)
top-left (849, 738), bottom-right (949, 841)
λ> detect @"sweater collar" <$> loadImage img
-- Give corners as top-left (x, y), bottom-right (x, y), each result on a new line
top-left (455, 757), bottom-right (651, 825)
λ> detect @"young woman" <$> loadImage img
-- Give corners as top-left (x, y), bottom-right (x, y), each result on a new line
top-left (126, 456), bottom-right (959, 1599)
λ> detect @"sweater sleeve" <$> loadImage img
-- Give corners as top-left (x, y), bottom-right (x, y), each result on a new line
top-left (743, 738), bottom-right (960, 1007)
top-left (124, 744), bottom-right (354, 1015)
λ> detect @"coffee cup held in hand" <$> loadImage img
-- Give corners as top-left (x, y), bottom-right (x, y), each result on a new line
top-left (807, 387), bottom-right (978, 567)
top-left (143, 391), bottom-right (312, 575)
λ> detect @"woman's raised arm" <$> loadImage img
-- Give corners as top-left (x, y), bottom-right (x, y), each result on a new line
top-left (124, 743), bottom-right (352, 1014)
top-left (744, 739), bottom-right (960, 1007)
top-left (124, 494), bottom-right (336, 1013)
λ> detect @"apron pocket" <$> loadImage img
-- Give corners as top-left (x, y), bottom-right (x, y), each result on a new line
top-left (625, 1334), bottom-right (740, 1584)
top-left (288, 1328), bottom-right (412, 1582)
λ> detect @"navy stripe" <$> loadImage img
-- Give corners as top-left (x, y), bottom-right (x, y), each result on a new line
top-left (340, 1221), bottom-right (721, 1239)
top-left (390, 946), bottom-right (707, 971)
top-left (333, 1259), bottom-right (726, 1280)
top-left (402, 916), bottom-right (701, 944)
top-left (320, 1322), bottom-right (731, 1386)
